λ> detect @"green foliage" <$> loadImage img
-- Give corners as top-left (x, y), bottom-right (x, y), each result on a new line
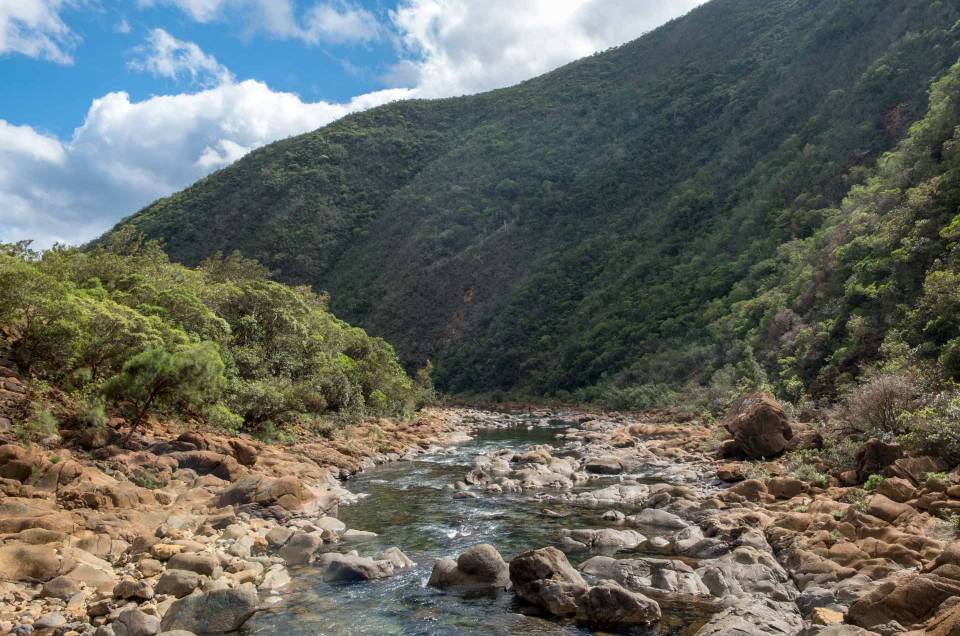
top-left (103, 343), bottom-right (225, 437)
top-left (787, 450), bottom-right (829, 487)
top-left (202, 404), bottom-right (243, 434)
top-left (0, 239), bottom-right (419, 438)
top-left (99, 0), bottom-right (960, 405)
top-left (899, 390), bottom-right (960, 465)
top-left (16, 407), bottom-right (59, 444)
top-left (864, 474), bottom-right (885, 491)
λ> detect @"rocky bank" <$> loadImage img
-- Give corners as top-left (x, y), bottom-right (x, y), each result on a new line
top-left (4, 372), bottom-right (960, 634)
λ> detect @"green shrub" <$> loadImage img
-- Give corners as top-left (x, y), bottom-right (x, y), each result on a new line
top-left (103, 343), bottom-right (225, 441)
top-left (202, 404), bottom-right (243, 434)
top-left (899, 391), bottom-right (960, 465)
top-left (16, 408), bottom-right (59, 444)
top-left (864, 474), bottom-right (885, 491)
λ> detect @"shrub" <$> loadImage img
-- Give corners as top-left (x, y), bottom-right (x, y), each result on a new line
top-left (103, 343), bottom-right (225, 442)
top-left (79, 399), bottom-right (108, 430)
top-left (841, 373), bottom-right (917, 438)
top-left (16, 408), bottom-right (59, 444)
top-left (203, 404), bottom-right (243, 434)
top-left (864, 474), bottom-right (885, 490)
top-left (899, 390), bottom-right (960, 465)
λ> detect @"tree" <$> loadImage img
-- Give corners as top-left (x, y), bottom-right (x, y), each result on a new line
top-left (103, 342), bottom-right (226, 442)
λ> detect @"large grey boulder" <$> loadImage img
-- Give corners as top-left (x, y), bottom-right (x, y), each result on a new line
top-left (576, 581), bottom-right (661, 627)
top-left (156, 569), bottom-right (203, 598)
top-left (315, 553), bottom-right (395, 582)
top-left (167, 553), bottom-right (221, 578)
top-left (160, 584), bottom-right (259, 634)
top-left (694, 598), bottom-right (803, 635)
top-left (563, 529), bottom-right (645, 553)
top-left (509, 547), bottom-right (588, 617)
top-left (428, 544), bottom-right (510, 590)
top-left (112, 608), bottom-right (161, 636)
top-left (579, 555), bottom-right (710, 596)
top-left (277, 532), bottom-right (324, 565)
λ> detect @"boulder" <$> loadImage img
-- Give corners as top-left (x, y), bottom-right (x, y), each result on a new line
top-left (855, 439), bottom-right (902, 481)
top-left (0, 542), bottom-right (68, 582)
top-left (216, 475), bottom-right (319, 513)
top-left (575, 581), bottom-right (661, 627)
top-left (166, 451), bottom-right (245, 482)
top-left (161, 584), bottom-right (260, 634)
top-left (156, 570), bottom-right (203, 598)
top-left (228, 439), bottom-right (257, 466)
top-left (42, 575), bottom-right (81, 600)
top-left (509, 547), bottom-right (588, 617)
top-left (696, 598), bottom-right (803, 635)
top-left (277, 532), bottom-right (324, 565)
top-left (584, 456), bottom-right (623, 475)
top-left (627, 508), bottom-right (688, 529)
top-left (847, 573), bottom-right (960, 629)
top-left (167, 552), bottom-right (221, 578)
top-left (428, 544), bottom-right (510, 590)
top-left (114, 577), bottom-right (155, 601)
top-left (580, 555), bottom-right (709, 596)
top-left (112, 608), bottom-right (161, 636)
top-left (563, 528), bottom-right (645, 552)
top-left (884, 456), bottom-right (950, 485)
top-left (314, 553), bottom-right (395, 582)
top-left (875, 477), bottom-right (916, 503)
top-left (767, 477), bottom-right (805, 500)
top-left (722, 392), bottom-right (793, 459)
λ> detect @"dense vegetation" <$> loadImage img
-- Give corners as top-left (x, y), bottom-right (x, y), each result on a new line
top-left (0, 233), bottom-right (426, 441)
top-left (104, 0), bottom-right (960, 410)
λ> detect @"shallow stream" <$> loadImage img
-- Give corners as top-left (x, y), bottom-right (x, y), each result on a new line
top-left (244, 412), bottom-right (708, 635)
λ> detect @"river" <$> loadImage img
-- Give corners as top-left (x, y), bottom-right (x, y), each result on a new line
top-left (243, 411), bottom-right (708, 635)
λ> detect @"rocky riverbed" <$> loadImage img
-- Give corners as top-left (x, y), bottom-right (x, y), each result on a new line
top-left (3, 400), bottom-right (960, 635)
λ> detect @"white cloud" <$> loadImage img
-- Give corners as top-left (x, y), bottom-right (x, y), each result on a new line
top-left (0, 81), bottom-right (412, 247)
top-left (302, 2), bottom-right (380, 44)
top-left (115, 18), bottom-right (132, 34)
top-left (0, 120), bottom-right (66, 164)
top-left (388, 0), bottom-right (706, 97)
top-left (129, 28), bottom-right (233, 85)
top-left (0, 0), bottom-right (77, 64)
top-left (139, 0), bottom-right (381, 45)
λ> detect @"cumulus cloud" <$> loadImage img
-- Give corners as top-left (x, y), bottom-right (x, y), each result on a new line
top-left (0, 81), bottom-right (413, 247)
top-left (388, 0), bottom-right (706, 97)
top-left (0, 0), bottom-right (77, 63)
top-left (129, 28), bottom-right (233, 85)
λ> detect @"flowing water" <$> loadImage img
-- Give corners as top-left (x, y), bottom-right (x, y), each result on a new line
top-left (243, 413), bottom-right (713, 635)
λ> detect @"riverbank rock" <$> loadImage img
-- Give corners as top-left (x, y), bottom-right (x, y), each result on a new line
top-left (722, 392), bottom-right (792, 459)
top-left (580, 555), bottom-right (710, 596)
top-left (695, 598), bottom-right (803, 635)
top-left (855, 439), bottom-right (902, 481)
top-left (509, 547), bottom-right (588, 617)
top-left (846, 572), bottom-right (960, 630)
top-left (575, 581), bottom-right (661, 627)
top-left (160, 584), bottom-right (260, 633)
top-left (315, 553), bottom-right (396, 582)
top-left (428, 544), bottom-right (510, 590)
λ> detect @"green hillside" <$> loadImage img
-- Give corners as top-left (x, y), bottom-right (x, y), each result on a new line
top-left (104, 0), bottom-right (960, 406)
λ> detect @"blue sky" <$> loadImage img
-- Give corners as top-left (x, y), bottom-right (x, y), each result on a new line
top-left (0, 0), bottom-right (704, 247)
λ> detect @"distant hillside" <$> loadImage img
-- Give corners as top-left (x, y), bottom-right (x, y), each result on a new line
top-left (104, 0), bottom-right (960, 405)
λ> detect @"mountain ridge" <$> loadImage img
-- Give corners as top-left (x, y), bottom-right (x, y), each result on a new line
top-left (104, 0), bottom-right (960, 404)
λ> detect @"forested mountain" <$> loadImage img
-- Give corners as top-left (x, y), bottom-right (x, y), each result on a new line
top-left (104, 0), bottom-right (960, 406)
